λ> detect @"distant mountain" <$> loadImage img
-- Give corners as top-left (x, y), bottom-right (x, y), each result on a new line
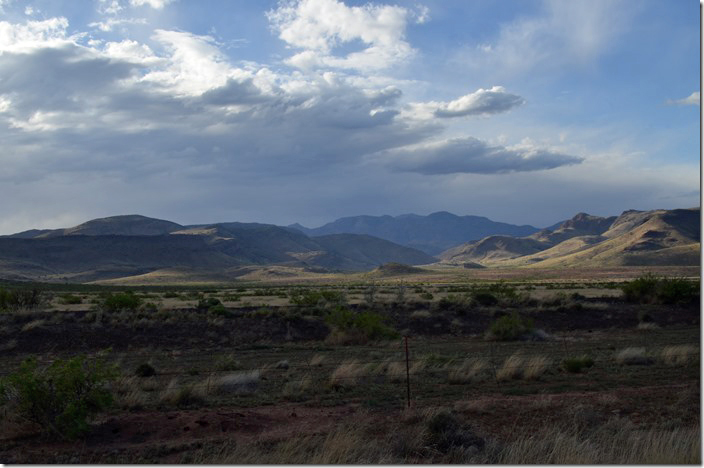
top-left (0, 216), bottom-right (436, 282)
top-left (440, 208), bottom-right (700, 267)
top-left (8, 214), bottom-right (183, 238)
top-left (289, 211), bottom-right (540, 255)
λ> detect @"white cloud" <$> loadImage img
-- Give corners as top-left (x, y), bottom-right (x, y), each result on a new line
top-left (129, 0), bottom-right (172, 9)
top-left (667, 91), bottom-right (700, 106)
top-left (88, 17), bottom-right (148, 32)
top-left (0, 17), bottom-right (71, 52)
top-left (267, 0), bottom-right (419, 71)
top-left (405, 86), bottom-right (525, 120)
top-left (464, 0), bottom-right (632, 77)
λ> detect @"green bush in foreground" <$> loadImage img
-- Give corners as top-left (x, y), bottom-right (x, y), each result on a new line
top-left (621, 274), bottom-right (699, 305)
top-left (0, 354), bottom-right (118, 440)
top-left (488, 312), bottom-right (534, 341)
top-left (102, 292), bottom-right (142, 312)
top-left (325, 307), bottom-right (399, 341)
top-left (0, 287), bottom-right (43, 311)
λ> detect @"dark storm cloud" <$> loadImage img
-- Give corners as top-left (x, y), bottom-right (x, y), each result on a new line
top-left (385, 137), bottom-right (583, 175)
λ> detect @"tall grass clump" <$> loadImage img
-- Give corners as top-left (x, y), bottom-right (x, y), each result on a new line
top-left (661, 345), bottom-right (698, 366)
top-left (447, 358), bottom-right (488, 384)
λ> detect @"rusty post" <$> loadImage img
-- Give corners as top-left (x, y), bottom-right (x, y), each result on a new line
top-left (405, 335), bottom-right (411, 408)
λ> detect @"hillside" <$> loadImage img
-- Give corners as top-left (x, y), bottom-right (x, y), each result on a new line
top-left (289, 211), bottom-right (540, 255)
top-left (0, 216), bottom-right (436, 282)
top-left (441, 208), bottom-right (700, 268)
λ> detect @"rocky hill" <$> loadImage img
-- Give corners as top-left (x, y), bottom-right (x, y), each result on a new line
top-left (440, 208), bottom-right (700, 267)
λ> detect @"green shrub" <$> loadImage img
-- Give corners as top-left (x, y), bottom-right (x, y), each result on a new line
top-left (58, 293), bottom-right (82, 305)
top-left (102, 292), bottom-right (142, 312)
top-left (197, 297), bottom-right (222, 312)
top-left (472, 290), bottom-right (499, 306)
top-left (0, 288), bottom-right (43, 311)
top-left (325, 307), bottom-right (399, 341)
top-left (0, 354), bottom-right (117, 439)
top-left (208, 303), bottom-right (233, 318)
top-left (621, 274), bottom-right (699, 305)
top-left (419, 292), bottom-right (434, 301)
top-left (563, 356), bottom-right (595, 373)
top-left (290, 289), bottom-right (347, 308)
top-left (488, 312), bottom-right (534, 341)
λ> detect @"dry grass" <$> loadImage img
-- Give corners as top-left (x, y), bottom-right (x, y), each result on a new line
top-left (496, 420), bottom-right (700, 464)
top-left (329, 360), bottom-right (368, 389)
top-left (410, 310), bottom-right (431, 319)
top-left (496, 353), bottom-right (524, 381)
top-left (661, 345), bottom-right (698, 366)
top-left (309, 354), bottom-right (324, 367)
top-left (216, 371), bottom-right (260, 395)
top-left (495, 353), bottom-right (551, 381)
top-left (20, 319), bottom-right (45, 332)
top-left (615, 347), bottom-right (653, 365)
top-left (447, 358), bottom-right (488, 384)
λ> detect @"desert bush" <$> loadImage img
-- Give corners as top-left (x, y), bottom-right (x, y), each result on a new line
top-left (0, 287), bottom-right (43, 311)
top-left (0, 353), bottom-right (117, 439)
top-left (563, 356), bottom-right (595, 373)
top-left (58, 293), bottom-right (82, 305)
top-left (102, 292), bottom-right (142, 312)
top-left (208, 303), bottom-right (233, 318)
top-left (615, 347), bottom-right (653, 366)
top-left (621, 274), bottom-right (699, 304)
top-left (419, 292), bottom-right (434, 301)
top-left (290, 289), bottom-right (347, 309)
top-left (197, 296), bottom-right (222, 312)
top-left (487, 312), bottom-right (534, 341)
top-left (472, 291), bottom-right (499, 306)
top-left (325, 307), bottom-right (399, 343)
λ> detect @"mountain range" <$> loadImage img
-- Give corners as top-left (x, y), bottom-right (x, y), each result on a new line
top-left (1, 207), bottom-right (699, 283)
top-left (440, 208), bottom-right (700, 268)
top-left (289, 211), bottom-right (540, 255)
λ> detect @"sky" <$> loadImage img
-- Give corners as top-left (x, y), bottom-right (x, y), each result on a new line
top-left (0, 0), bottom-right (700, 234)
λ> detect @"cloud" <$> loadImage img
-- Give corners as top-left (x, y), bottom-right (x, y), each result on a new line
top-left (382, 137), bottom-right (583, 175)
top-left (405, 86), bottom-right (525, 120)
top-left (267, 0), bottom-right (422, 71)
top-left (88, 17), bottom-right (148, 32)
top-left (667, 91), bottom-right (700, 106)
top-left (463, 0), bottom-right (632, 77)
top-left (129, 0), bottom-right (173, 9)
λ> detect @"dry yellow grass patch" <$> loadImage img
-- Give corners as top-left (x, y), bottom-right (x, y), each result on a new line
top-left (447, 358), bottom-right (488, 384)
top-left (330, 360), bottom-right (368, 388)
top-left (20, 319), bottom-right (45, 332)
top-left (661, 345), bottom-right (698, 366)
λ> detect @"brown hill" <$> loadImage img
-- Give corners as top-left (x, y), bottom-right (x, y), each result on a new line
top-left (0, 217), bottom-right (436, 282)
top-left (440, 208), bottom-right (700, 268)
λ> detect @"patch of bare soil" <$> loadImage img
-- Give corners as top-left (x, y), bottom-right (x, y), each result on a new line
top-left (2, 381), bottom-right (697, 464)
top-left (0, 403), bottom-right (364, 464)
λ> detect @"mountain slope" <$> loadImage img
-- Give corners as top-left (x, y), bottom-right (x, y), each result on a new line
top-left (290, 211), bottom-right (540, 254)
top-left (0, 217), bottom-right (437, 281)
top-left (441, 208), bottom-right (700, 268)
top-left (9, 215), bottom-right (183, 238)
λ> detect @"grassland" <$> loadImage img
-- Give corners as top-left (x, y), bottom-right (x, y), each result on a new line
top-left (0, 266), bottom-right (699, 463)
